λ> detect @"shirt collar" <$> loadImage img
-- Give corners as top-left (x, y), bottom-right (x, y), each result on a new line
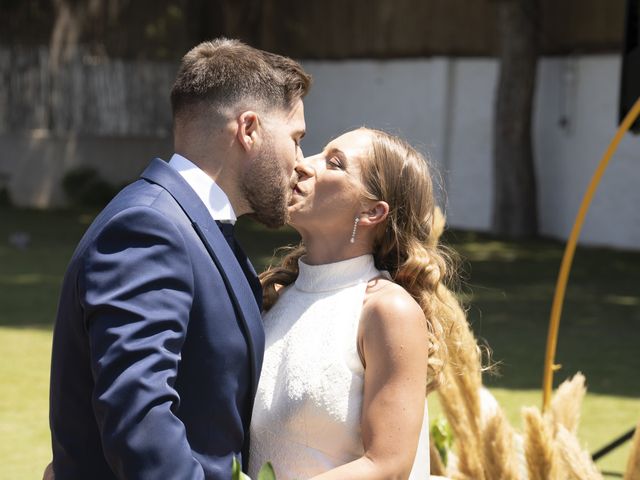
top-left (168, 153), bottom-right (237, 224)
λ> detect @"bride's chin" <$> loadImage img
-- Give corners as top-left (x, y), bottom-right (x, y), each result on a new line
top-left (286, 210), bottom-right (307, 229)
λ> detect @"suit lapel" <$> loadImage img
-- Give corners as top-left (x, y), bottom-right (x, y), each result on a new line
top-left (235, 243), bottom-right (263, 311)
top-left (140, 158), bottom-right (265, 397)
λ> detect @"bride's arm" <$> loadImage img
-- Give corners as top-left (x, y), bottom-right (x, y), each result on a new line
top-left (310, 284), bottom-right (429, 480)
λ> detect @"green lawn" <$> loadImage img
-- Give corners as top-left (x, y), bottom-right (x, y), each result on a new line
top-left (1, 206), bottom-right (638, 478)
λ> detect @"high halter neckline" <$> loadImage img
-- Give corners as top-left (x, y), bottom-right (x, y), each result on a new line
top-left (294, 254), bottom-right (381, 293)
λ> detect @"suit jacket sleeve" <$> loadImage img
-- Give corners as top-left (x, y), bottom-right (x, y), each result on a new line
top-left (79, 205), bottom-right (205, 479)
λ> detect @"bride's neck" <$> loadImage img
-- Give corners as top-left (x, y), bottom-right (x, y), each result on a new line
top-left (301, 233), bottom-right (372, 266)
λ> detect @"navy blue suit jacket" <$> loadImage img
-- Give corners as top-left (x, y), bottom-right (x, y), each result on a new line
top-left (49, 159), bottom-right (265, 479)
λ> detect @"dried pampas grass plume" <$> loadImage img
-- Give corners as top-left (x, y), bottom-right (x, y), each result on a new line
top-left (624, 420), bottom-right (640, 480)
top-left (436, 288), bottom-right (487, 479)
top-left (431, 207), bottom-right (486, 479)
top-left (481, 409), bottom-right (519, 480)
top-left (429, 207), bottom-right (606, 480)
top-left (556, 424), bottom-right (603, 480)
top-left (522, 406), bottom-right (559, 480)
top-left (551, 372), bottom-right (586, 436)
top-left (439, 370), bottom-right (485, 480)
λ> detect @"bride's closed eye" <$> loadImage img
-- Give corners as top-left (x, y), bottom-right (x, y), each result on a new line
top-left (326, 156), bottom-right (344, 170)
top-left (325, 148), bottom-right (348, 171)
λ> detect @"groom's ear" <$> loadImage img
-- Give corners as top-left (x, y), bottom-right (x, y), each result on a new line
top-left (358, 201), bottom-right (389, 227)
top-left (236, 111), bottom-right (260, 152)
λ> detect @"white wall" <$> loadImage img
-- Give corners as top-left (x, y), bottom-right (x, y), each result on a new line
top-left (3, 54), bottom-right (638, 249)
top-left (534, 56), bottom-right (640, 248)
top-left (301, 55), bottom-right (640, 250)
top-left (1, 132), bottom-right (172, 208)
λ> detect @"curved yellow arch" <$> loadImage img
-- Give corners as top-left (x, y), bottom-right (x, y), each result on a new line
top-left (542, 96), bottom-right (640, 411)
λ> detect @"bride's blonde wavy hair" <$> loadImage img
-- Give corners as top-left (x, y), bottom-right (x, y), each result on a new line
top-left (260, 127), bottom-right (455, 392)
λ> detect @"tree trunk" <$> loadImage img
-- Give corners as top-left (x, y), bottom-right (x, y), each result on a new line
top-left (492, 0), bottom-right (539, 237)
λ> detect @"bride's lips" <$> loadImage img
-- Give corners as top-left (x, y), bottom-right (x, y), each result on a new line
top-left (288, 185), bottom-right (303, 207)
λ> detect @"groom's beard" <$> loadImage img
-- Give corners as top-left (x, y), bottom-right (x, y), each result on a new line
top-left (241, 137), bottom-right (291, 229)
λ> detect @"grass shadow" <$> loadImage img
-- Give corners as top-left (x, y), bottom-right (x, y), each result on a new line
top-left (2, 207), bottom-right (638, 398)
top-left (445, 230), bottom-right (640, 398)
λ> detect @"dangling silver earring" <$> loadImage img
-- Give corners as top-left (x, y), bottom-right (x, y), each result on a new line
top-left (349, 217), bottom-right (360, 244)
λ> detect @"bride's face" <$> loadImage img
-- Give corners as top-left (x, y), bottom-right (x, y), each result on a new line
top-left (288, 129), bottom-right (372, 237)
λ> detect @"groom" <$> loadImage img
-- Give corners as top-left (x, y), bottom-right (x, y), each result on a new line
top-left (49, 38), bottom-right (310, 479)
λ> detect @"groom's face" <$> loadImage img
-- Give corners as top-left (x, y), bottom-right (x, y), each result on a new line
top-left (241, 99), bottom-right (306, 228)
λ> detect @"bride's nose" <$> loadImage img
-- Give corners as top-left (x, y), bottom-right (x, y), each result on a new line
top-left (294, 156), bottom-right (316, 179)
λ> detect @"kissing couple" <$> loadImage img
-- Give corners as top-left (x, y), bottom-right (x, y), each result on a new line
top-left (48, 38), bottom-right (454, 480)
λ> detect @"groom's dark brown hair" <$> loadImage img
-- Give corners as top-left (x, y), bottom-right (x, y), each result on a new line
top-left (170, 38), bottom-right (311, 122)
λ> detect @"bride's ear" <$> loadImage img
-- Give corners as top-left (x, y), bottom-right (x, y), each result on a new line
top-left (358, 201), bottom-right (389, 227)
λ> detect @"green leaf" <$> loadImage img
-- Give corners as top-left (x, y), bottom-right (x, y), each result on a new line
top-left (257, 462), bottom-right (277, 480)
top-left (232, 457), bottom-right (241, 480)
top-left (430, 415), bottom-right (454, 466)
top-left (231, 457), bottom-right (242, 480)
top-left (231, 457), bottom-right (252, 480)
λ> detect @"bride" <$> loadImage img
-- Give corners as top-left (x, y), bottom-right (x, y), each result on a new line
top-left (249, 127), bottom-right (452, 479)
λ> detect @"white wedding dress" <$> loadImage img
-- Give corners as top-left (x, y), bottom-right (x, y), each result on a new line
top-left (249, 254), bottom-right (430, 479)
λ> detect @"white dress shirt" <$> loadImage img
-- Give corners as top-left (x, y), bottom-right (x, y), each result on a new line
top-left (168, 153), bottom-right (237, 224)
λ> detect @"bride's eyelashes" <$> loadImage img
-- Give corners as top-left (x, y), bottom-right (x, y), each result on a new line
top-left (326, 156), bottom-right (344, 170)
top-left (324, 148), bottom-right (348, 171)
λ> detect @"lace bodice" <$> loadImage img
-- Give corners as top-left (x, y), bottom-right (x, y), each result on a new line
top-left (249, 254), bottom-right (430, 479)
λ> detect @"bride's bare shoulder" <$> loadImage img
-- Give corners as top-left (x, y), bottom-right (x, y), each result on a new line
top-left (364, 276), bottom-right (421, 317)
top-left (361, 279), bottom-right (426, 336)
top-left (358, 277), bottom-right (428, 368)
